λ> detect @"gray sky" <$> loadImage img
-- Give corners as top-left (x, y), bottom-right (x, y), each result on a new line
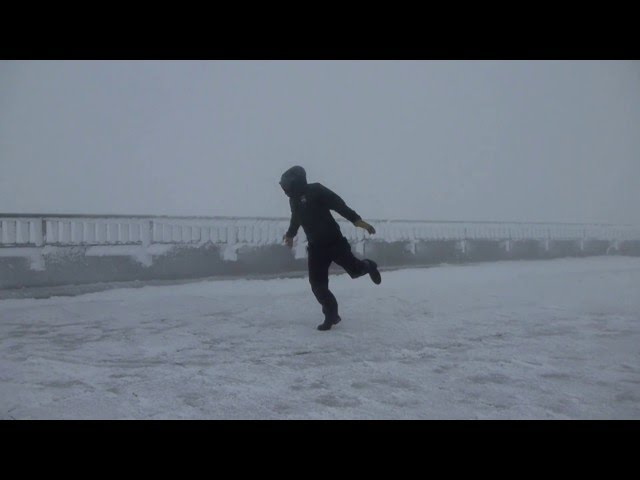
top-left (1, 60), bottom-right (639, 224)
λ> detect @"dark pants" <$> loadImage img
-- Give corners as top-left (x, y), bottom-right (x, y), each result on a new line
top-left (307, 236), bottom-right (369, 321)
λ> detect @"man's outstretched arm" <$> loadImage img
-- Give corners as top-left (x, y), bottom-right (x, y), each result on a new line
top-left (319, 184), bottom-right (376, 234)
top-left (283, 198), bottom-right (300, 247)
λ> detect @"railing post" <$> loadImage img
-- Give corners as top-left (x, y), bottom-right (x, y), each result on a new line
top-left (62, 221), bottom-right (71, 244)
top-left (462, 228), bottom-right (468, 254)
top-left (545, 228), bottom-right (550, 252)
top-left (34, 219), bottom-right (44, 246)
top-left (17, 220), bottom-right (28, 244)
top-left (6, 220), bottom-right (17, 244)
top-left (141, 220), bottom-right (152, 247)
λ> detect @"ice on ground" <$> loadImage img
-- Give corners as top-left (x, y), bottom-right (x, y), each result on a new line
top-left (0, 256), bottom-right (639, 419)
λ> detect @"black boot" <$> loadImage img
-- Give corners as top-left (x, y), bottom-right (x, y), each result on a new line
top-left (364, 259), bottom-right (381, 285)
top-left (317, 315), bottom-right (341, 331)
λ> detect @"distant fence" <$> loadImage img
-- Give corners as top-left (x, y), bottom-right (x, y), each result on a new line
top-left (2, 214), bottom-right (640, 247)
top-left (1, 214), bottom-right (640, 289)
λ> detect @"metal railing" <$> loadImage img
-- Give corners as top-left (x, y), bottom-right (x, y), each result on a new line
top-left (1, 214), bottom-right (639, 248)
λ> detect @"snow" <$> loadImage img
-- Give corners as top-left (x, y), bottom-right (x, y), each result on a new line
top-left (1, 256), bottom-right (639, 419)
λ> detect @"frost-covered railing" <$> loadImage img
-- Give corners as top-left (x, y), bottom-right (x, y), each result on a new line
top-left (0, 215), bottom-right (291, 247)
top-left (1, 215), bottom-right (640, 247)
top-left (2, 214), bottom-right (640, 287)
top-left (339, 220), bottom-right (640, 243)
top-left (0, 217), bottom-right (45, 246)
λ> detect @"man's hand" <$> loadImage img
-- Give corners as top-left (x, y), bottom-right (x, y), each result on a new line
top-left (283, 234), bottom-right (294, 248)
top-left (354, 219), bottom-right (376, 235)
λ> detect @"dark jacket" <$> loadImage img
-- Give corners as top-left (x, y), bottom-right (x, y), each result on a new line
top-left (285, 182), bottom-right (362, 246)
top-left (280, 166), bottom-right (361, 246)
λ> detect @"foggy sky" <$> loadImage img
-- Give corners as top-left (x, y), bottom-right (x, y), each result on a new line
top-left (1, 60), bottom-right (639, 224)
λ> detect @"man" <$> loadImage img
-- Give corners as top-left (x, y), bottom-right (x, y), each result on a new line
top-left (280, 165), bottom-right (381, 331)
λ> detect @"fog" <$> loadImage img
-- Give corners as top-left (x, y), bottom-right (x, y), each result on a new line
top-left (1, 60), bottom-right (639, 224)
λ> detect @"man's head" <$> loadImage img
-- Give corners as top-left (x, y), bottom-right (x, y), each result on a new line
top-left (279, 166), bottom-right (307, 198)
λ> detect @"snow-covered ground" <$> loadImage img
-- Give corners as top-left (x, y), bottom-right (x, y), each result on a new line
top-left (1, 256), bottom-right (639, 419)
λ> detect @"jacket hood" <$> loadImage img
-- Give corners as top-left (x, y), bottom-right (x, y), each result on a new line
top-left (279, 166), bottom-right (307, 198)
